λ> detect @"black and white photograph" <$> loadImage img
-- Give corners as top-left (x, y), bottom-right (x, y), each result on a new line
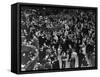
top-left (20, 4), bottom-right (97, 72)
top-left (0, 0), bottom-right (100, 76)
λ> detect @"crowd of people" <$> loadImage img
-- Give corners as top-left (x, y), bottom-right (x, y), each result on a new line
top-left (21, 7), bottom-right (96, 71)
